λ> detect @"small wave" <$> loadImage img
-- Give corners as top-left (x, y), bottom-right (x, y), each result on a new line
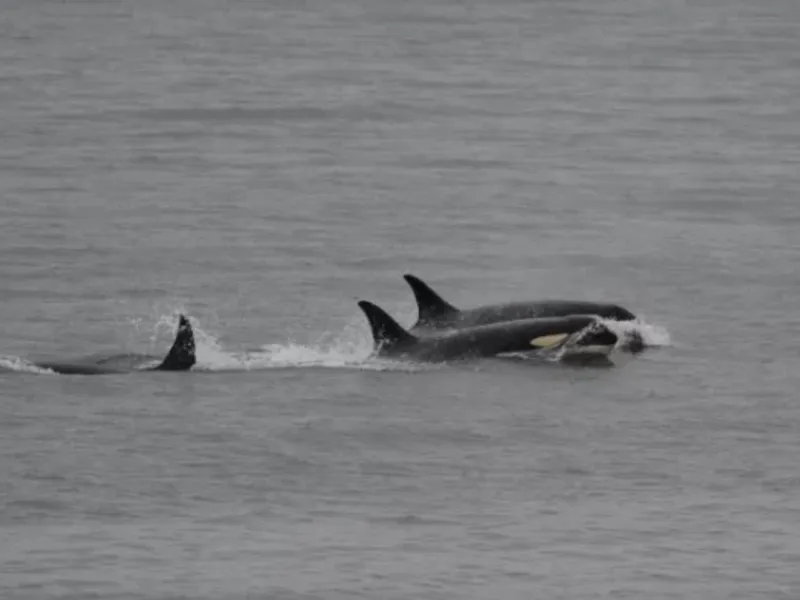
top-left (1, 313), bottom-right (426, 375)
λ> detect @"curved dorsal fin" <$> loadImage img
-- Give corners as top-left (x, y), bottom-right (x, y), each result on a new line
top-left (155, 314), bottom-right (196, 371)
top-left (403, 274), bottom-right (459, 323)
top-left (357, 301), bottom-right (415, 351)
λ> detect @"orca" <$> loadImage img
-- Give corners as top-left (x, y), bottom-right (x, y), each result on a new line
top-left (31, 314), bottom-right (196, 375)
top-left (358, 300), bottom-right (619, 364)
top-left (402, 273), bottom-right (644, 353)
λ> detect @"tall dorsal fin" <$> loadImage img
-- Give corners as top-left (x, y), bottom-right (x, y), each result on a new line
top-left (403, 274), bottom-right (459, 323)
top-left (357, 301), bottom-right (415, 351)
top-left (155, 314), bottom-right (196, 371)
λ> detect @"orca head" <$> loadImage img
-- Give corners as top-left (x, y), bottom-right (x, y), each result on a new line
top-left (558, 319), bottom-right (619, 358)
top-left (577, 324), bottom-right (618, 348)
top-left (596, 304), bottom-right (645, 353)
top-left (620, 329), bottom-right (645, 353)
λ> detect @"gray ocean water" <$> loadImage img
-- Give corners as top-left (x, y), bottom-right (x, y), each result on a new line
top-left (2, 1), bottom-right (799, 598)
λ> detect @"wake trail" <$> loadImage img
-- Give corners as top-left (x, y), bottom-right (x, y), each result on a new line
top-left (1, 310), bottom-right (669, 375)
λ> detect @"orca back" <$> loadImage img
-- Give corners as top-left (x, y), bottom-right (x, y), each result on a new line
top-left (403, 275), bottom-right (637, 332)
top-left (455, 301), bottom-right (636, 329)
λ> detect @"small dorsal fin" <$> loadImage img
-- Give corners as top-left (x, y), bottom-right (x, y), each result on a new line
top-left (357, 301), bottom-right (415, 351)
top-left (403, 274), bottom-right (459, 324)
top-left (155, 314), bottom-right (196, 371)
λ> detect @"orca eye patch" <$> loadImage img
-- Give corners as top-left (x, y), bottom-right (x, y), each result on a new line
top-left (529, 333), bottom-right (569, 349)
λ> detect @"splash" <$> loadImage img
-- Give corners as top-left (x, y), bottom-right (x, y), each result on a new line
top-left (600, 316), bottom-right (672, 348)
top-left (144, 311), bottom-right (430, 373)
top-left (0, 309), bottom-right (428, 375)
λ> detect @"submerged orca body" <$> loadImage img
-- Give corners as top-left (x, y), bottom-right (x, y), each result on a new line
top-left (33, 315), bottom-right (196, 375)
top-left (403, 274), bottom-right (644, 353)
top-left (358, 300), bottom-right (619, 364)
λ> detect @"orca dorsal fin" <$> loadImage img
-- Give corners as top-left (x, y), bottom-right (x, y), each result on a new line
top-left (403, 274), bottom-right (459, 324)
top-left (357, 300), bottom-right (415, 351)
top-left (155, 314), bottom-right (196, 371)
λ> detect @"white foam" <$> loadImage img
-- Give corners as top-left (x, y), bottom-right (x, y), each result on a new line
top-left (600, 316), bottom-right (672, 348)
top-left (148, 311), bottom-right (430, 373)
top-left (0, 356), bottom-right (55, 375)
top-left (192, 342), bottom-right (426, 373)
